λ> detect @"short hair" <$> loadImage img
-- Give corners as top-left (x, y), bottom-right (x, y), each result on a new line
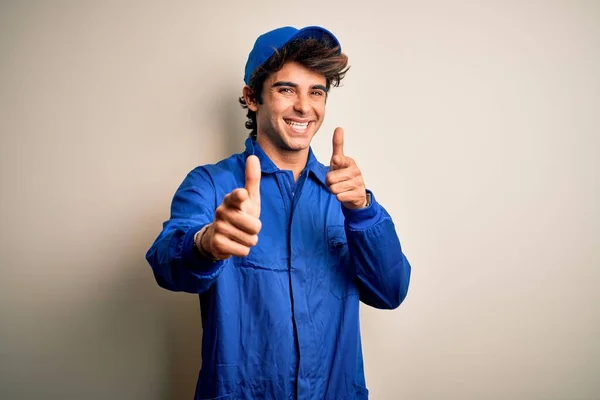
top-left (239, 38), bottom-right (349, 139)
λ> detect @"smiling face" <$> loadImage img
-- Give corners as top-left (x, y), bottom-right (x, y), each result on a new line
top-left (245, 61), bottom-right (328, 158)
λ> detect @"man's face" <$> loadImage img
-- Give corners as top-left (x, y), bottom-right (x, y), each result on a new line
top-left (250, 61), bottom-right (328, 153)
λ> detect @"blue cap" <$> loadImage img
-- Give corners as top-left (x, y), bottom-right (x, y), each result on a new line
top-left (244, 26), bottom-right (341, 84)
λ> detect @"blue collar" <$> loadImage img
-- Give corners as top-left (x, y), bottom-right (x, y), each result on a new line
top-left (243, 137), bottom-right (328, 187)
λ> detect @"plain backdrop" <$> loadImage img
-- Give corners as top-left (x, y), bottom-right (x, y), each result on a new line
top-left (1, 1), bottom-right (598, 399)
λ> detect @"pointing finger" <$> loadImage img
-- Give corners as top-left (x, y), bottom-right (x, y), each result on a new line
top-left (223, 189), bottom-right (248, 209)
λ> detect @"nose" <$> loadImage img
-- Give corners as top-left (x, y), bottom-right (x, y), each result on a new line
top-left (293, 93), bottom-right (310, 115)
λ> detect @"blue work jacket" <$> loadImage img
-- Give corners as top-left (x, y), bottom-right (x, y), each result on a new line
top-left (146, 138), bottom-right (411, 399)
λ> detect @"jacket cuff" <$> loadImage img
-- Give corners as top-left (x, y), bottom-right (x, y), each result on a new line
top-left (342, 190), bottom-right (383, 230)
top-left (181, 224), bottom-right (225, 274)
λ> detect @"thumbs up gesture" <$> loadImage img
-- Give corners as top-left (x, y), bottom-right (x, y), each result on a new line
top-left (199, 156), bottom-right (262, 260)
top-left (326, 127), bottom-right (368, 210)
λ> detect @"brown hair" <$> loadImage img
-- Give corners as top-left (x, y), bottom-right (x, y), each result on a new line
top-left (239, 38), bottom-right (349, 139)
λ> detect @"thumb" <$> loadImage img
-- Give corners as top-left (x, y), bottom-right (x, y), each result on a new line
top-left (245, 155), bottom-right (261, 201)
top-left (332, 127), bottom-right (345, 157)
top-left (331, 127), bottom-right (345, 169)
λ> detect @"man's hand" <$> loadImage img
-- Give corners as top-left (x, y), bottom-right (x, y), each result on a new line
top-left (200, 155), bottom-right (262, 259)
top-left (326, 127), bottom-right (368, 209)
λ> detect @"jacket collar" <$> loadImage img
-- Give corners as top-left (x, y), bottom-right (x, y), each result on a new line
top-left (243, 137), bottom-right (329, 187)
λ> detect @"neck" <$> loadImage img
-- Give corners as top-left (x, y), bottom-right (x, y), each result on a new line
top-left (256, 136), bottom-right (308, 181)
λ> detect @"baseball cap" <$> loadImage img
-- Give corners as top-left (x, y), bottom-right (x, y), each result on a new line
top-left (244, 26), bottom-right (341, 85)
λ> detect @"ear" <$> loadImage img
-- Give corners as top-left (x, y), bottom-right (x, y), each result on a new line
top-left (243, 86), bottom-right (259, 112)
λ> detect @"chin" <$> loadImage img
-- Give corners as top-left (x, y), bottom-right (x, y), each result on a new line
top-left (284, 134), bottom-right (314, 150)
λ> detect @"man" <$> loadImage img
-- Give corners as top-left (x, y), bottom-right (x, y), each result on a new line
top-left (146, 25), bottom-right (411, 399)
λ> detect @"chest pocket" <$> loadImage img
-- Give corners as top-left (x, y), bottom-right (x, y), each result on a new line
top-left (231, 227), bottom-right (288, 272)
top-left (327, 225), bottom-right (359, 299)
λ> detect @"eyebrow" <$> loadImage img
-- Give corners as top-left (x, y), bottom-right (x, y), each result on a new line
top-left (272, 81), bottom-right (329, 93)
top-left (311, 84), bottom-right (329, 93)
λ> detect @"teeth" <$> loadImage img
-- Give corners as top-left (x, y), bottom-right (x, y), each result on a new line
top-left (285, 120), bottom-right (309, 132)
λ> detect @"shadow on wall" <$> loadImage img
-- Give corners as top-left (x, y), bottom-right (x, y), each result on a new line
top-left (4, 253), bottom-right (189, 400)
top-left (161, 288), bottom-right (203, 400)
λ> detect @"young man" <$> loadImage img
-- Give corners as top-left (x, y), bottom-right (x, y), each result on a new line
top-left (146, 26), bottom-right (411, 400)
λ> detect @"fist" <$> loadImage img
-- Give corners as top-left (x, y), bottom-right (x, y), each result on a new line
top-left (201, 155), bottom-right (262, 259)
top-left (326, 127), bottom-right (368, 209)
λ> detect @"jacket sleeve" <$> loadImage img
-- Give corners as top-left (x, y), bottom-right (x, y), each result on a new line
top-left (145, 167), bottom-right (228, 294)
top-left (343, 191), bottom-right (411, 309)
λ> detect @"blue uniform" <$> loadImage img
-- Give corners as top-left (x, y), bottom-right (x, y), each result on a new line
top-left (146, 138), bottom-right (411, 399)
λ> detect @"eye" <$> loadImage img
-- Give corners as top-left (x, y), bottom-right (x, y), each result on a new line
top-left (278, 87), bottom-right (294, 94)
top-left (311, 90), bottom-right (326, 97)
